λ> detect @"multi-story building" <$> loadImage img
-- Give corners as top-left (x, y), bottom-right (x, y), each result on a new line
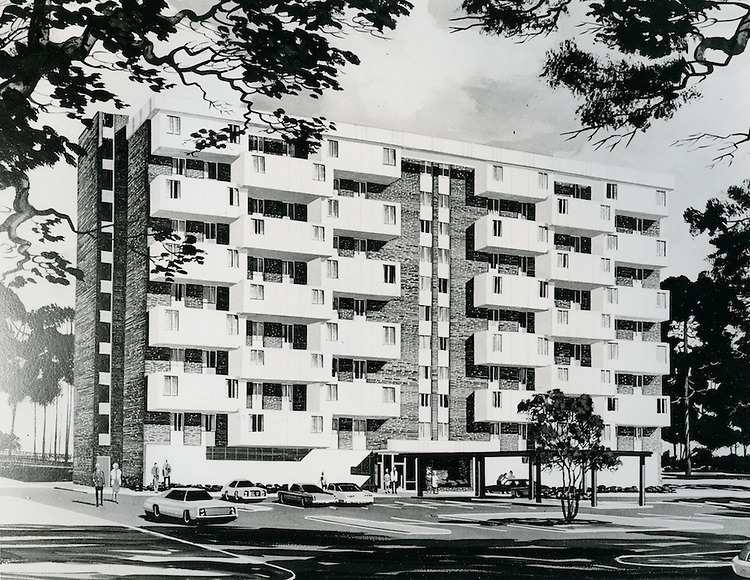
top-left (73, 96), bottom-right (672, 489)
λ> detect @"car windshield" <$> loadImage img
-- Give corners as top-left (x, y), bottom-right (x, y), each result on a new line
top-left (185, 490), bottom-right (213, 501)
top-left (336, 483), bottom-right (361, 492)
top-left (237, 480), bottom-right (253, 487)
top-left (301, 484), bottom-right (324, 493)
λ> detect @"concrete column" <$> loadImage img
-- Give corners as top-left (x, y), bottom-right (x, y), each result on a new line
top-left (535, 460), bottom-right (543, 503)
top-left (639, 455), bottom-right (646, 506)
top-left (416, 456), bottom-right (423, 498)
top-left (591, 468), bottom-right (598, 507)
top-left (527, 457), bottom-right (534, 499)
top-left (478, 457), bottom-right (486, 499)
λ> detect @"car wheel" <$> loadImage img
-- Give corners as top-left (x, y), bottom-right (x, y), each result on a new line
top-left (152, 505), bottom-right (160, 520)
top-left (183, 510), bottom-right (192, 525)
top-left (303, 497), bottom-right (311, 508)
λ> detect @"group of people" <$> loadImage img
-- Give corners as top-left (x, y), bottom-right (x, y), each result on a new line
top-left (151, 460), bottom-right (172, 491)
top-left (91, 462), bottom-right (123, 507)
top-left (496, 470), bottom-right (516, 486)
top-left (382, 467), bottom-right (400, 493)
top-left (425, 467), bottom-right (440, 494)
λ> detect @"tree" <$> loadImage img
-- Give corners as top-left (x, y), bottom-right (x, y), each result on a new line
top-left (0, 285), bottom-right (33, 436)
top-left (0, 431), bottom-right (20, 455)
top-left (456, 0), bottom-right (750, 160)
top-left (0, 0), bottom-right (412, 286)
top-left (518, 389), bottom-right (618, 523)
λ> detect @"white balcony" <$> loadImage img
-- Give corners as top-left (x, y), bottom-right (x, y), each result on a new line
top-left (475, 164), bottom-right (548, 202)
top-left (231, 279), bottom-right (334, 322)
top-left (327, 257), bottom-right (401, 300)
top-left (227, 410), bottom-right (331, 447)
top-left (318, 319), bottom-right (401, 361)
top-left (473, 389), bottom-right (534, 423)
top-left (146, 372), bottom-right (240, 414)
top-left (231, 216), bottom-right (333, 260)
top-left (473, 272), bottom-right (551, 311)
top-left (474, 215), bottom-right (550, 256)
top-left (233, 153), bottom-right (333, 202)
top-left (594, 394), bottom-right (671, 427)
top-left (317, 140), bottom-right (401, 184)
top-left (537, 308), bottom-right (615, 342)
top-left (612, 183), bottom-right (669, 219)
top-left (594, 286), bottom-right (670, 322)
top-left (321, 381), bottom-right (400, 419)
top-left (473, 331), bottom-right (552, 368)
top-left (230, 346), bottom-right (331, 383)
top-left (593, 340), bottom-right (670, 375)
top-left (539, 195), bottom-right (614, 234)
top-left (535, 365), bottom-right (617, 397)
top-left (148, 306), bottom-right (243, 350)
top-left (318, 196), bottom-right (401, 240)
top-left (149, 242), bottom-right (244, 286)
top-left (150, 111), bottom-right (243, 160)
top-left (537, 251), bottom-right (615, 287)
top-left (149, 175), bottom-right (242, 223)
top-left (604, 232), bottom-right (668, 268)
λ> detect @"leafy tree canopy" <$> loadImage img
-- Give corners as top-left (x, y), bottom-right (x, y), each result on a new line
top-left (0, 0), bottom-right (412, 286)
top-left (456, 0), bottom-right (750, 157)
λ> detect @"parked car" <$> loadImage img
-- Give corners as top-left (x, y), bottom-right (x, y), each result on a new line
top-left (733, 542), bottom-right (750, 577)
top-left (486, 479), bottom-right (544, 498)
top-left (277, 483), bottom-right (336, 507)
top-left (326, 482), bottom-right (374, 505)
top-left (220, 479), bottom-right (268, 503)
top-left (144, 487), bottom-right (237, 525)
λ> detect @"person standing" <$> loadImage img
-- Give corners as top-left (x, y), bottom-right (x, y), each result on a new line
top-left (110, 462), bottom-right (122, 503)
top-left (383, 470), bottom-right (391, 494)
top-left (425, 467), bottom-right (432, 495)
top-left (431, 470), bottom-right (440, 495)
top-left (93, 465), bottom-right (105, 507)
top-left (151, 462), bottom-right (160, 492)
top-left (391, 468), bottom-right (399, 494)
top-left (162, 460), bottom-right (172, 488)
top-left (320, 471), bottom-right (327, 488)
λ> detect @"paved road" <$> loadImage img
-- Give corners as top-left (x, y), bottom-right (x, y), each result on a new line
top-left (2, 480), bottom-right (749, 578)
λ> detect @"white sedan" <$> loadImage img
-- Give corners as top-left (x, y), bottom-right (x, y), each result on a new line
top-left (733, 542), bottom-right (750, 577)
top-left (220, 479), bottom-right (268, 503)
top-left (326, 482), bottom-right (374, 505)
top-left (144, 487), bottom-right (237, 525)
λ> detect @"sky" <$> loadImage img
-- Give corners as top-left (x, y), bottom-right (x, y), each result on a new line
top-left (1, 0), bottom-right (750, 448)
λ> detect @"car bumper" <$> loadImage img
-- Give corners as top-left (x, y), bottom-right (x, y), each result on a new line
top-left (733, 556), bottom-right (750, 577)
top-left (337, 497), bottom-right (374, 505)
top-left (195, 514), bottom-right (238, 524)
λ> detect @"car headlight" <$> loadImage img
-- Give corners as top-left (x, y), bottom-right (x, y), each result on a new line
top-left (199, 508), bottom-right (206, 516)
top-left (740, 543), bottom-right (750, 561)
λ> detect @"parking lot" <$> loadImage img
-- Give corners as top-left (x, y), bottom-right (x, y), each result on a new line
top-left (2, 477), bottom-right (750, 578)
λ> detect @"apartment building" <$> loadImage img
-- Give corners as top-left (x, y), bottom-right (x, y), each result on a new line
top-left (73, 96), bottom-right (672, 489)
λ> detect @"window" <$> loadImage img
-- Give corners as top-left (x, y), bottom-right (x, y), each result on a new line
top-left (657, 292), bottom-right (668, 309)
top-left (538, 226), bottom-right (549, 243)
top-left (203, 285), bottom-right (217, 304)
top-left (419, 335), bottom-right (431, 350)
top-left (420, 246), bottom-right (433, 263)
top-left (163, 375), bottom-right (178, 396)
top-left (205, 161), bottom-right (218, 180)
top-left (252, 218), bottom-right (265, 235)
top-left (657, 240), bottom-right (667, 257)
top-left (656, 189), bottom-right (667, 206)
top-left (492, 334), bottom-right (503, 352)
top-left (607, 397), bottom-right (618, 412)
top-left (601, 370), bottom-right (611, 383)
top-left (418, 422), bottom-right (431, 439)
top-left (419, 305), bottom-right (432, 321)
top-left (657, 397), bottom-right (668, 414)
top-left (539, 281), bottom-right (549, 298)
top-left (438, 249), bottom-right (450, 264)
top-left (227, 249), bottom-right (240, 268)
top-left (419, 393), bottom-right (430, 407)
top-left (557, 367), bottom-right (569, 382)
top-left (327, 259), bottom-right (339, 279)
top-left (384, 204), bottom-right (397, 225)
top-left (600, 205), bottom-right (611, 221)
top-left (311, 289), bottom-right (325, 305)
top-left (171, 158), bottom-right (185, 175)
top-left (383, 147), bottom-right (396, 166)
top-left (537, 337), bottom-right (549, 355)
top-left (439, 394), bottom-right (449, 408)
top-left (607, 287), bottom-right (618, 304)
top-left (439, 222), bottom-right (450, 236)
top-left (601, 257), bottom-right (612, 273)
top-left (353, 360), bottom-right (366, 380)
top-left (227, 379), bottom-right (239, 398)
top-left (607, 234), bottom-right (619, 251)
top-left (166, 115), bottom-right (181, 135)
top-left (227, 124), bottom-right (241, 144)
top-left (437, 307), bottom-right (450, 321)
top-left (252, 155), bottom-right (265, 173)
top-left (557, 252), bottom-right (569, 268)
top-left (327, 199), bottom-right (339, 218)
top-left (203, 414), bottom-right (215, 432)
top-left (166, 309), bottom-right (179, 331)
top-left (601, 314), bottom-right (611, 328)
top-left (383, 326), bottom-right (397, 345)
top-left (439, 337), bottom-right (449, 351)
top-left (312, 225), bottom-right (325, 241)
top-left (311, 353), bottom-right (324, 368)
top-left (557, 198), bottom-right (569, 214)
top-left (420, 191), bottom-right (432, 207)
top-left (420, 366), bottom-right (431, 380)
top-left (383, 264), bottom-right (396, 284)
top-left (492, 219), bottom-right (503, 237)
top-left (438, 194), bottom-right (450, 208)
top-left (492, 165), bottom-right (504, 181)
top-left (249, 414), bottom-right (264, 432)
top-left (492, 391), bottom-right (502, 408)
top-left (100, 201), bottom-right (113, 221)
top-left (167, 179), bottom-right (181, 199)
top-left (249, 284), bottom-right (264, 300)
top-left (383, 387), bottom-right (396, 403)
top-left (538, 172), bottom-right (549, 189)
top-left (249, 349), bottom-right (265, 365)
top-left (327, 384), bottom-right (338, 401)
top-left (171, 413), bottom-right (183, 431)
top-left (606, 183), bottom-right (618, 200)
top-left (226, 314), bottom-right (239, 335)
top-left (228, 187), bottom-right (240, 206)
top-left (603, 425), bottom-right (612, 441)
top-left (313, 163), bottom-right (326, 181)
top-left (557, 309), bottom-right (569, 324)
top-left (311, 416), bottom-right (324, 433)
top-left (438, 278), bottom-right (449, 293)
top-left (204, 222), bottom-right (217, 241)
top-left (328, 139), bottom-right (339, 158)
top-left (326, 322), bottom-right (339, 341)
top-left (607, 342), bottom-right (619, 360)
top-left (419, 275), bottom-right (431, 291)
top-left (657, 345), bottom-right (668, 363)
top-left (420, 220), bottom-right (432, 234)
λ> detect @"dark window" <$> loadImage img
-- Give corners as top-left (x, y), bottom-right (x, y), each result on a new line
top-left (218, 163), bottom-right (231, 182)
top-left (216, 286), bottom-right (229, 311)
top-left (99, 262), bottom-right (112, 282)
top-left (100, 169), bottom-right (114, 190)
top-left (98, 293), bottom-right (111, 310)
top-left (102, 113), bottom-right (114, 128)
top-left (97, 322), bottom-right (111, 342)
top-left (100, 202), bottom-right (113, 222)
top-left (292, 385), bottom-right (307, 411)
top-left (216, 350), bottom-right (229, 376)
top-left (100, 138), bottom-right (114, 160)
top-left (207, 162), bottom-right (218, 180)
top-left (166, 490), bottom-right (186, 501)
top-left (98, 231), bottom-right (113, 251)
top-left (97, 384), bottom-right (110, 403)
top-left (216, 223), bottom-right (230, 245)
top-left (97, 414), bottom-right (110, 434)
top-left (97, 354), bottom-right (110, 372)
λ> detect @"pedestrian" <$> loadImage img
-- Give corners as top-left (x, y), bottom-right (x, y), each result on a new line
top-left (431, 470), bottom-right (439, 495)
top-left (162, 459), bottom-right (172, 488)
top-left (425, 467), bottom-right (432, 494)
top-left (93, 464), bottom-right (105, 507)
top-left (391, 468), bottom-right (399, 494)
top-left (497, 472), bottom-right (508, 486)
top-left (383, 470), bottom-right (391, 494)
top-left (151, 462), bottom-right (160, 492)
top-left (320, 471), bottom-right (327, 488)
top-left (110, 462), bottom-right (122, 503)
top-left (507, 470), bottom-right (515, 482)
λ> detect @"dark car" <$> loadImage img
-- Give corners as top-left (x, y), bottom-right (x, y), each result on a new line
top-left (277, 483), bottom-right (335, 507)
